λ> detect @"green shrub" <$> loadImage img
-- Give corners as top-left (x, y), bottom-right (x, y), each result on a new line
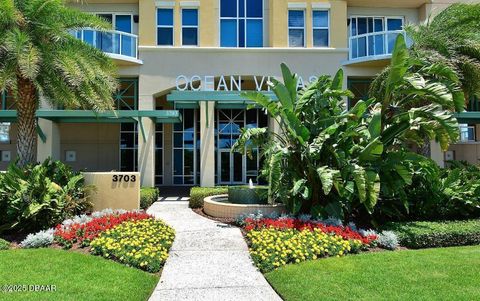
top-left (140, 187), bottom-right (159, 209)
top-left (189, 187), bottom-right (228, 208)
top-left (384, 219), bottom-right (480, 249)
top-left (0, 238), bottom-right (9, 250)
top-left (0, 159), bottom-right (92, 234)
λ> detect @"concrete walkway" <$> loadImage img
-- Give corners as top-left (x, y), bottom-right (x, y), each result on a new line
top-left (147, 201), bottom-right (282, 301)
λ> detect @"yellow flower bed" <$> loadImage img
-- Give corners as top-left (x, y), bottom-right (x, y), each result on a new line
top-left (247, 228), bottom-right (362, 272)
top-left (90, 218), bottom-right (175, 272)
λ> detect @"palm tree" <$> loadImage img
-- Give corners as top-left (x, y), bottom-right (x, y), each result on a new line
top-left (0, 0), bottom-right (118, 166)
top-left (403, 3), bottom-right (480, 102)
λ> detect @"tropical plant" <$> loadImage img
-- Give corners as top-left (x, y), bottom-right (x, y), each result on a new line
top-left (402, 3), bottom-right (480, 101)
top-left (0, 0), bottom-right (118, 166)
top-left (0, 159), bottom-right (93, 233)
top-left (233, 35), bottom-right (461, 221)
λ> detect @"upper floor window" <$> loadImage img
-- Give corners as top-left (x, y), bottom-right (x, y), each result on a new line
top-left (312, 10), bottom-right (329, 47)
top-left (157, 8), bottom-right (174, 46)
top-left (349, 16), bottom-right (404, 59)
top-left (182, 9), bottom-right (199, 46)
top-left (97, 14), bottom-right (132, 33)
top-left (288, 10), bottom-right (305, 47)
top-left (220, 0), bottom-right (263, 47)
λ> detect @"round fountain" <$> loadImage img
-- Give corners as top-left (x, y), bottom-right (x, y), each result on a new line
top-left (203, 180), bottom-right (286, 219)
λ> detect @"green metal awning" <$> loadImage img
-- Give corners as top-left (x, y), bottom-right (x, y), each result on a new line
top-left (167, 91), bottom-right (278, 109)
top-left (0, 110), bottom-right (182, 124)
top-left (454, 112), bottom-right (480, 124)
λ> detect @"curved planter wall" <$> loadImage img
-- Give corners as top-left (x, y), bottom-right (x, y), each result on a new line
top-left (204, 195), bottom-right (286, 219)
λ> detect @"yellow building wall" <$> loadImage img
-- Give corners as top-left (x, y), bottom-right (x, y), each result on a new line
top-left (139, 0), bottom-right (347, 48)
top-left (270, 0), bottom-right (347, 48)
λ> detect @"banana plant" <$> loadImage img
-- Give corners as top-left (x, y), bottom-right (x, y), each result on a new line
top-left (234, 35), bottom-right (462, 220)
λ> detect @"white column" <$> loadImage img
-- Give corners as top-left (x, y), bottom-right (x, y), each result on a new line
top-left (430, 140), bottom-right (445, 168)
top-left (138, 95), bottom-right (156, 187)
top-left (36, 119), bottom-right (60, 162)
top-left (200, 101), bottom-right (215, 187)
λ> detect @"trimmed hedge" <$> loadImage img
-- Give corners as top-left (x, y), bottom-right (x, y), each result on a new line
top-left (0, 238), bottom-right (9, 250)
top-left (384, 219), bottom-right (480, 249)
top-left (189, 187), bottom-right (228, 208)
top-left (140, 187), bottom-right (159, 210)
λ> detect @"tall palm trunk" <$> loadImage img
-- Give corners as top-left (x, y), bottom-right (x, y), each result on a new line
top-left (16, 76), bottom-right (37, 167)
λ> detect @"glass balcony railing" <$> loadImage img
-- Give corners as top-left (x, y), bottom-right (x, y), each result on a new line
top-left (71, 29), bottom-right (139, 61)
top-left (349, 30), bottom-right (406, 61)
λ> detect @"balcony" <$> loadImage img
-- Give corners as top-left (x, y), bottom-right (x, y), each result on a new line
top-left (345, 30), bottom-right (406, 66)
top-left (71, 29), bottom-right (142, 65)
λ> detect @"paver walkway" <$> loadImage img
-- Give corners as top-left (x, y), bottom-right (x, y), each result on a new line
top-left (147, 201), bottom-right (282, 301)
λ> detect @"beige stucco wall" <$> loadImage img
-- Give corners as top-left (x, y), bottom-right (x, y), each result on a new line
top-left (83, 172), bottom-right (140, 210)
top-left (59, 123), bottom-right (120, 172)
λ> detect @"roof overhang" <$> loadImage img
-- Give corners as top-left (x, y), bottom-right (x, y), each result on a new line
top-left (454, 112), bottom-right (480, 124)
top-left (0, 110), bottom-right (182, 124)
top-left (167, 91), bottom-right (278, 109)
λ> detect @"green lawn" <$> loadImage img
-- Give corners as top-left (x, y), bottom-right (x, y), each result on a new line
top-left (0, 248), bottom-right (159, 301)
top-left (266, 245), bottom-right (480, 301)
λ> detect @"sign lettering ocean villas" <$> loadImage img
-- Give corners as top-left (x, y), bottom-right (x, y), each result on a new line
top-left (175, 75), bottom-right (320, 92)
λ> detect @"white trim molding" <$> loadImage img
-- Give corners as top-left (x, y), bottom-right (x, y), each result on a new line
top-left (155, 1), bottom-right (175, 8)
top-left (288, 2), bottom-right (307, 9)
top-left (180, 1), bottom-right (200, 8)
top-left (312, 3), bottom-right (331, 9)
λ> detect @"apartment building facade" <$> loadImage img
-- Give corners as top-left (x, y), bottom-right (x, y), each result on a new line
top-left (0, 0), bottom-right (473, 187)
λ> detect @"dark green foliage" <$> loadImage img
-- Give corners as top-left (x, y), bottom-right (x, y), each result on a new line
top-left (373, 160), bottom-right (480, 223)
top-left (234, 36), bottom-right (461, 220)
top-left (0, 238), bottom-right (9, 250)
top-left (189, 187), bottom-right (228, 208)
top-left (140, 187), bottom-right (159, 209)
top-left (0, 159), bottom-right (92, 234)
top-left (384, 219), bottom-right (480, 249)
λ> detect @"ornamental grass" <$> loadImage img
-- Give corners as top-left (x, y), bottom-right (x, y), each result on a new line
top-left (90, 219), bottom-right (175, 273)
top-left (244, 218), bottom-right (377, 272)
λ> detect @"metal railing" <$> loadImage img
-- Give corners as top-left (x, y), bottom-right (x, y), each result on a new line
top-left (71, 29), bottom-right (139, 60)
top-left (349, 30), bottom-right (406, 61)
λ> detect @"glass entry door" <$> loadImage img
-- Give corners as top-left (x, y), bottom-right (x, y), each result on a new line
top-left (219, 150), bottom-right (244, 184)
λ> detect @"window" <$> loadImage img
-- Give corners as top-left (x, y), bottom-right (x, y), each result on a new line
top-left (120, 123), bottom-right (138, 171)
top-left (0, 123), bottom-right (10, 143)
top-left (155, 124), bottom-right (164, 186)
top-left (312, 10), bottom-right (329, 47)
top-left (220, 0), bottom-right (263, 47)
top-left (349, 16), bottom-right (404, 59)
top-left (173, 109), bottom-right (200, 185)
top-left (182, 9), bottom-right (198, 46)
top-left (288, 10), bottom-right (305, 47)
top-left (460, 124), bottom-right (476, 142)
top-left (157, 8), bottom-right (174, 46)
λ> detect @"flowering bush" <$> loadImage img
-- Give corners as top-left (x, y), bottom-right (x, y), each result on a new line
top-left (54, 211), bottom-right (151, 248)
top-left (243, 218), bottom-right (377, 245)
top-left (90, 218), bottom-right (175, 272)
top-left (244, 218), bottom-right (378, 272)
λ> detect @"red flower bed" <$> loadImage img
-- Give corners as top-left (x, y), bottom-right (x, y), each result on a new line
top-left (54, 212), bottom-right (152, 248)
top-left (243, 218), bottom-right (377, 245)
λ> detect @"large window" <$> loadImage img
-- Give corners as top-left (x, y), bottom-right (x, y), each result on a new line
top-left (173, 109), bottom-right (200, 185)
top-left (288, 10), bottom-right (305, 47)
top-left (220, 0), bottom-right (263, 47)
top-left (157, 8), bottom-right (174, 46)
top-left (182, 9), bottom-right (198, 46)
top-left (120, 123), bottom-right (138, 171)
top-left (349, 16), bottom-right (404, 59)
top-left (312, 10), bottom-right (329, 47)
top-left (216, 109), bottom-right (267, 184)
top-left (460, 124), bottom-right (476, 142)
